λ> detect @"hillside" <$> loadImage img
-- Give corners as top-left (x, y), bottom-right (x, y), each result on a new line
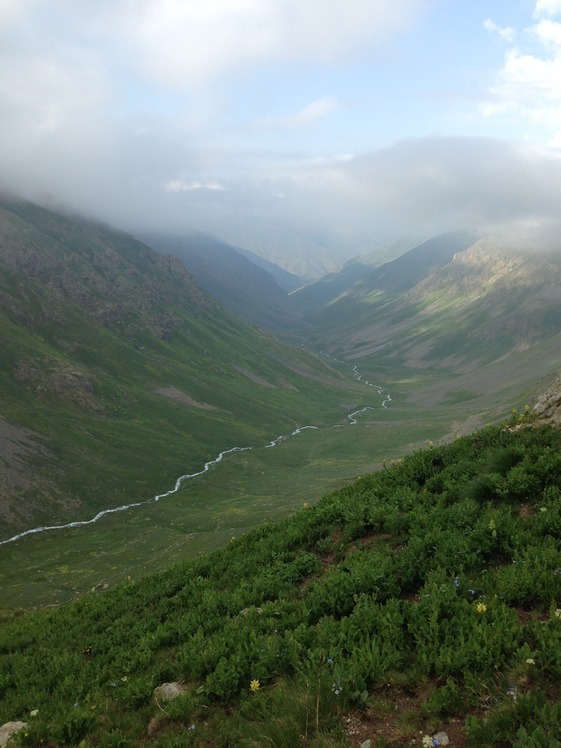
top-left (290, 236), bottom-right (433, 313)
top-left (138, 231), bottom-right (301, 333)
top-left (2, 410), bottom-right (561, 746)
top-left (0, 196), bottom-right (361, 538)
top-left (297, 234), bottom-right (561, 410)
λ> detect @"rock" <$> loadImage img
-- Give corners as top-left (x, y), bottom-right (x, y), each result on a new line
top-left (239, 606), bottom-right (264, 616)
top-left (153, 682), bottom-right (188, 702)
top-left (360, 740), bottom-right (371, 748)
top-left (0, 721), bottom-right (28, 747)
top-left (533, 376), bottom-right (561, 425)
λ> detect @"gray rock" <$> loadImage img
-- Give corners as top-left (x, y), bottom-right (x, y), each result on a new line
top-left (153, 682), bottom-right (188, 702)
top-left (0, 721), bottom-right (28, 747)
top-left (360, 741), bottom-right (371, 748)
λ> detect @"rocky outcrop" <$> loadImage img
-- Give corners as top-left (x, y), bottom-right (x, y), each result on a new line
top-left (533, 375), bottom-right (561, 426)
top-left (13, 357), bottom-right (105, 415)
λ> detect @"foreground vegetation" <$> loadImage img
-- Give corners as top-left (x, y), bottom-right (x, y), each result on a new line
top-left (3, 415), bottom-right (561, 745)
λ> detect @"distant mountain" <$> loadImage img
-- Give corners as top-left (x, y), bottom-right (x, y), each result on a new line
top-left (228, 243), bottom-right (303, 293)
top-left (138, 231), bottom-right (301, 333)
top-left (0, 196), bottom-right (355, 537)
top-left (202, 217), bottom-right (350, 281)
top-left (304, 232), bottom-right (561, 378)
top-left (291, 236), bottom-right (424, 312)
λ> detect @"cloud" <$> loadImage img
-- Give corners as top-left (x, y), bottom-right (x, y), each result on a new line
top-left (483, 4), bottom-right (561, 145)
top-left (483, 19), bottom-right (516, 43)
top-left (534, 0), bottom-right (561, 18)
top-left (252, 97), bottom-right (340, 130)
top-left (121, 0), bottom-right (428, 88)
top-left (165, 179), bottom-right (225, 192)
top-left (217, 137), bottom-right (561, 245)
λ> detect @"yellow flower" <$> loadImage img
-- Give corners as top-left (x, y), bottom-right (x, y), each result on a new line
top-left (303, 502), bottom-right (308, 509)
top-left (554, 608), bottom-right (561, 619)
top-left (250, 679), bottom-right (260, 692)
top-left (476, 602), bottom-right (487, 613)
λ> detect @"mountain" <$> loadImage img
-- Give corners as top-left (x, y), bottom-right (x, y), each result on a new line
top-left (228, 243), bottom-right (303, 293)
top-left (303, 232), bottom-right (561, 370)
top-left (0, 196), bottom-right (358, 538)
top-left (138, 231), bottom-right (301, 333)
top-left (290, 236), bottom-right (425, 312)
top-left (200, 216), bottom-right (350, 281)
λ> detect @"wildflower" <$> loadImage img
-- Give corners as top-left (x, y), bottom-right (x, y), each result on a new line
top-left (453, 576), bottom-right (460, 588)
top-left (540, 507), bottom-right (547, 513)
top-left (525, 658), bottom-right (536, 665)
top-left (555, 609), bottom-right (561, 619)
top-left (327, 658), bottom-right (334, 664)
top-left (332, 681), bottom-right (342, 695)
top-left (422, 737), bottom-right (434, 748)
top-left (303, 502), bottom-right (308, 509)
top-left (30, 709), bottom-right (39, 717)
top-left (428, 440), bottom-right (433, 448)
top-left (507, 685), bottom-right (518, 701)
top-left (476, 602), bottom-right (487, 613)
top-left (189, 724), bottom-right (196, 731)
top-left (468, 589), bottom-right (476, 595)
top-left (250, 679), bottom-right (260, 692)
top-left (121, 676), bottom-right (128, 682)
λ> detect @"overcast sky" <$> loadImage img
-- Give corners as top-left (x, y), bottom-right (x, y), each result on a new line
top-left (2, 0), bottom-right (561, 256)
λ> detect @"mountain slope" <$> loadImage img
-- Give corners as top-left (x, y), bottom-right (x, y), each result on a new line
top-left (139, 231), bottom-right (301, 333)
top-left (0, 197), bottom-right (358, 538)
top-left (305, 233), bottom-right (561, 369)
top-left (290, 237), bottom-right (424, 313)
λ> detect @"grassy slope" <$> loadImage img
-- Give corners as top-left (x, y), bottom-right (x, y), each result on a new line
top-left (0, 199), bottom-right (366, 537)
top-left (2, 417), bottom-right (561, 746)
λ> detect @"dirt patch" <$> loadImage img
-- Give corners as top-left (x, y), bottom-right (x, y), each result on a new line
top-left (343, 690), bottom-right (468, 747)
top-left (157, 386), bottom-right (218, 410)
top-left (230, 364), bottom-right (277, 389)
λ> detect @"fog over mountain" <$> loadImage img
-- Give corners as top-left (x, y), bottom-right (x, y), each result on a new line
top-left (2, 1), bottom-right (561, 264)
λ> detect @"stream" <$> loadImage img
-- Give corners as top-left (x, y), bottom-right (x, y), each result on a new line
top-left (0, 364), bottom-right (391, 547)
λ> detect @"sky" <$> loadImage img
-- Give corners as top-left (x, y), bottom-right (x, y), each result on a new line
top-left (2, 0), bottom-right (561, 260)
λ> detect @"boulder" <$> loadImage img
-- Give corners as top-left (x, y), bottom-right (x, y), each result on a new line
top-left (153, 682), bottom-right (188, 702)
top-left (0, 721), bottom-right (28, 747)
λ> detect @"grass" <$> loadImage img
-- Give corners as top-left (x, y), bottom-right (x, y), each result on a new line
top-left (0, 387), bottom-right (474, 608)
top-left (2, 417), bottom-right (561, 746)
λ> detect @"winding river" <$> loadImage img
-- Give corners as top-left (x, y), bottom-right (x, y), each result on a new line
top-left (0, 365), bottom-right (391, 547)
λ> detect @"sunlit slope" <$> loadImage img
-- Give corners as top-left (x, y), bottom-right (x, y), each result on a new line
top-left (0, 197), bottom-right (360, 538)
top-left (304, 234), bottom-right (561, 385)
